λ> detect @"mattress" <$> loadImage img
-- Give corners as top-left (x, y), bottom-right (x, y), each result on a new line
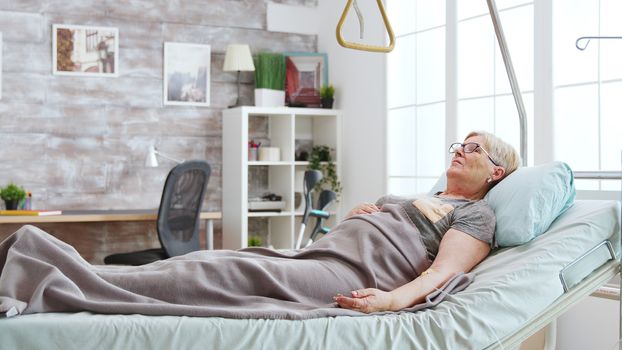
top-left (0, 200), bottom-right (619, 350)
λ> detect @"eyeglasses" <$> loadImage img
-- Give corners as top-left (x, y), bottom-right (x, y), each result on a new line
top-left (448, 142), bottom-right (499, 166)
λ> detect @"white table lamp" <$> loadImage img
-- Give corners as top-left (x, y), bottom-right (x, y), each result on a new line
top-left (223, 44), bottom-right (255, 107)
top-left (145, 145), bottom-right (184, 167)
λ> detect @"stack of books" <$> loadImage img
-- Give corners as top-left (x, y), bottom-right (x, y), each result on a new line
top-left (0, 210), bottom-right (62, 216)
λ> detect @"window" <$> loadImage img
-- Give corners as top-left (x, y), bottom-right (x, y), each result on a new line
top-left (386, 0), bottom-right (620, 195)
top-left (553, 0), bottom-right (622, 190)
top-left (457, 1), bottom-right (534, 162)
top-left (386, 0), bottom-right (446, 195)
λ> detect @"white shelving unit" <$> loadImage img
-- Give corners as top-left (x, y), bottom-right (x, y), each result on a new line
top-left (222, 106), bottom-right (341, 249)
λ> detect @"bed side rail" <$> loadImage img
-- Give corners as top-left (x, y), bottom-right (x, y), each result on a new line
top-left (486, 260), bottom-right (619, 350)
top-left (560, 241), bottom-right (615, 292)
top-left (573, 168), bottom-right (621, 350)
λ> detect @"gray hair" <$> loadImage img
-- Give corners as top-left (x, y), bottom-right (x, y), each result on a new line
top-left (465, 131), bottom-right (521, 179)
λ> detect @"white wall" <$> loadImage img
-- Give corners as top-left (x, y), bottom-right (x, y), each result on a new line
top-left (267, 3), bottom-right (622, 349)
top-left (267, 0), bottom-right (388, 215)
top-left (316, 0), bottom-right (387, 214)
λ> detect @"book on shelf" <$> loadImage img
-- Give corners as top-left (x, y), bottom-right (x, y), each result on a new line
top-left (0, 210), bottom-right (63, 216)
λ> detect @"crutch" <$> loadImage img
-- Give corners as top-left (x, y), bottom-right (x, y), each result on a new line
top-left (295, 170), bottom-right (323, 249)
top-left (303, 190), bottom-right (337, 248)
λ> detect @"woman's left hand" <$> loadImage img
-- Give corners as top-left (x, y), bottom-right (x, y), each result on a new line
top-left (334, 288), bottom-right (394, 313)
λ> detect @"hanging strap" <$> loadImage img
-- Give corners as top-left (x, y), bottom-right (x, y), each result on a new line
top-left (336, 0), bottom-right (396, 53)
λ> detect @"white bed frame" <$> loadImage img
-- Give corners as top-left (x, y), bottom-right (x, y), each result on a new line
top-left (486, 0), bottom-right (622, 347)
top-left (488, 240), bottom-right (620, 349)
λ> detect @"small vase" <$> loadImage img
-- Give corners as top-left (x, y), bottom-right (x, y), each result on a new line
top-left (321, 97), bottom-right (334, 109)
top-left (4, 199), bottom-right (19, 210)
top-left (254, 89), bottom-right (285, 107)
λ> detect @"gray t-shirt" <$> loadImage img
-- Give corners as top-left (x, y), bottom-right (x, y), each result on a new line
top-left (375, 194), bottom-right (496, 260)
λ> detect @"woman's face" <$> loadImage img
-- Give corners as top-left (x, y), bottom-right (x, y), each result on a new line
top-left (446, 135), bottom-right (494, 189)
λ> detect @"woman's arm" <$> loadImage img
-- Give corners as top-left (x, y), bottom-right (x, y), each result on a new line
top-left (345, 195), bottom-right (412, 219)
top-left (334, 228), bottom-right (491, 313)
top-left (345, 202), bottom-right (381, 218)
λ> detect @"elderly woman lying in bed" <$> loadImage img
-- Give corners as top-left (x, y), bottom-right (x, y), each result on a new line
top-left (335, 131), bottom-right (520, 313)
top-left (0, 131), bottom-right (519, 319)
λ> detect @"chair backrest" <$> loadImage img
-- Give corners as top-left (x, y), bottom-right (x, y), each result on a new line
top-left (157, 160), bottom-right (211, 257)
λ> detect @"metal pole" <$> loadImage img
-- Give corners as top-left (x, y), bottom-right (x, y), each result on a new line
top-left (486, 0), bottom-right (528, 166)
top-left (206, 219), bottom-right (214, 250)
top-left (236, 70), bottom-right (241, 106)
top-left (573, 171), bottom-right (621, 180)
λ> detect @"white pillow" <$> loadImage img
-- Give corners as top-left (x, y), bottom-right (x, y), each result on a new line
top-left (429, 161), bottom-right (576, 247)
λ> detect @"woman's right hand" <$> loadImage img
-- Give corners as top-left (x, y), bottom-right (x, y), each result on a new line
top-left (334, 288), bottom-right (394, 313)
top-left (346, 202), bottom-right (381, 218)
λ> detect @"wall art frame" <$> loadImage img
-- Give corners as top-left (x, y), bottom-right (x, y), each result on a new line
top-left (163, 42), bottom-right (211, 107)
top-left (52, 24), bottom-right (119, 77)
top-left (283, 52), bottom-right (328, 108)
top-left (0, 32), bottom-right (3, 100)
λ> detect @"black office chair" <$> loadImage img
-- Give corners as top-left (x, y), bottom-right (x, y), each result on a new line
top-left (104, 160), bottom-right (211, 266)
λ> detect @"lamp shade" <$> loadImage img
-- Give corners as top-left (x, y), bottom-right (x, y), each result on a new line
top-left (223, 44), bottom-right (255, 72)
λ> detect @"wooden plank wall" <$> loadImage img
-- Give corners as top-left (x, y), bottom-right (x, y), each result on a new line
top-left (0, 0), bottom-right (317, 262)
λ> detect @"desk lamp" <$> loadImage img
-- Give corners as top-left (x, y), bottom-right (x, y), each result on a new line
top-left (145, 145), bottom-right (184, 167)
top-left (223, 44), bottom-right (255, 107)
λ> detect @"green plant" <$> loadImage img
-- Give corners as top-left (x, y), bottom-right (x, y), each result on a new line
top-left (307, 145), bottom-right (342, 195)
top-left (0, 183), bottom-right (26, 202)
top-left (320, 85), bottom-right (335, 99)
top-left (254, 53), bottom-right (286, 90)
top-left (248, 235), bottom-right (263, 247)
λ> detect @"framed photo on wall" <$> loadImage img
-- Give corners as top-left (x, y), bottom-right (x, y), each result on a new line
top-left (52, 24), bottom-right (119, 77)
top-left (284, 52), bottom-right (328, 108)
top-left (163, 42), bottom-right (211, 107)
top-left (0, 32), bottom-right (3, 100)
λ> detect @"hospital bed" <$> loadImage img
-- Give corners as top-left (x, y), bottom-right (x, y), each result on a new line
top-left (2, 2), bottom-right (622, 349)
top-left (0, 199), bottom-right (619, 349)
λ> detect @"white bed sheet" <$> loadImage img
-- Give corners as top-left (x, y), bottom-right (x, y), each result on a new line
top-left (0, 200), bottom-right (619, 350)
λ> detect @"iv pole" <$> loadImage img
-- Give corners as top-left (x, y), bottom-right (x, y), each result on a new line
top-left (486, 0), bottom-right (528, 166)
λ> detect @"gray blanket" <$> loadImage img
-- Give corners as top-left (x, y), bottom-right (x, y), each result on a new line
top-left (0, 204), bottom-right (473, 320)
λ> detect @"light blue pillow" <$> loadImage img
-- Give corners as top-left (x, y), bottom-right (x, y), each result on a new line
top-left (429, 161), bottom-right (576, 247)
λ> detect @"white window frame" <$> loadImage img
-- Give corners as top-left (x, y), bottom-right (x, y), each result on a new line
top-left (386, 0), bottom-right (620, 197)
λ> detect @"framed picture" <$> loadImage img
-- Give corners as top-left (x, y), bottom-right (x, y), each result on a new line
top-left (52, 24), bottom-right (118, 77)
top-left (0, 32), bottom-right (3, 100)
top-left (163, 42), bottom-right (211, 107)
top-left (284, 52), bottom-right (328, 108)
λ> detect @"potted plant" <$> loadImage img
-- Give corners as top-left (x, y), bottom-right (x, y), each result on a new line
top-left (254, 52), bottom-right (286, 107)
top-left (248, 235), bottom-right (263, 247)
top-left (0, 183), bottom-right (26, 210)
top-left (320, 85), bottom-right (335, 109)
top-left (307, 145), bottom-right (342, 196)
